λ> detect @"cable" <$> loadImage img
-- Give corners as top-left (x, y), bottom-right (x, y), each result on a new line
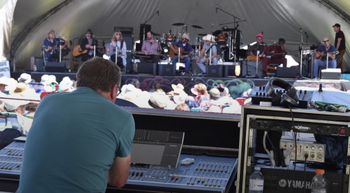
top-left (303, 154), bottom-right (309, 193)
top-left (289, 105), bottom-right (297, 193)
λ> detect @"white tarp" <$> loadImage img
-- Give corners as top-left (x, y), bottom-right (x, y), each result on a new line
top-left (1, 0), bottom-right (350, 71)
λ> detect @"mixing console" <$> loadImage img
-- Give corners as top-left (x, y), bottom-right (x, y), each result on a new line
top-left (0, 139), bottom-right (238, 193)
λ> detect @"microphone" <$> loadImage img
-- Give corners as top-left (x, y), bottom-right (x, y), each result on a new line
top-left (300, 28), bottom-right (302, 33)
top-left (157, 9), bottom-right (159, 15)
top-left (216, 6), bottom-right (218, 13)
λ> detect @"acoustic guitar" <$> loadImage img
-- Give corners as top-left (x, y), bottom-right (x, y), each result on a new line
top-left (72, 45), bottom-right (88, 57)
top-left (169, 45), bottom-right (189, 58)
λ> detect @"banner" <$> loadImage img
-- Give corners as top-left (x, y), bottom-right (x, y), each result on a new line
top-left (0, 61), bottom-right (11, 78)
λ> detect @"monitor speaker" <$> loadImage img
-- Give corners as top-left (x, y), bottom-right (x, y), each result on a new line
top-left (206, 65), bottom-right (223, 77)
top-left (45, 62), bottom-right (66, 72)
top-left (138, 63), bottom-right (157, 75)
top-left (158, 65), bottom-right (175, 76)
top-left (31, 57), bottom-right (44, 71)
top-left (276, 67), bottom-right (298, 78)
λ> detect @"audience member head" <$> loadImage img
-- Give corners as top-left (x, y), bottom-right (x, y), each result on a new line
top-left (0, 77), bottom-right (9, 93)
top-left (191, 83), bottom-right (208, 96)
top-left (58, 76), bottom-right (75, 92)
top-left (209, 88), bottom-right (221, 100)
top-left (18, 73), bottom-right (32, 84)
top-left (332, 23), bottom-right (341, 32)
top-left (77, 57), bottom-right (121, 100)
top-left (175, 103), bottom-right (190, 111)
top-left (148, 94), bottom-right (170, 109)
top-left (4, 99), bottom-right (30, 115)
top-left (26, 102), bottom-right (39, 114)
top-left (215, 83), bottom-right (230, 97)
top-left (132, 78), bottom-right (140, 88)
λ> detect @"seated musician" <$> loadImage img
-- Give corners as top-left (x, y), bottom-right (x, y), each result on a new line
top-left (313, 37), bottom-right (337, 78)
top-left (43, 29), bottom-right (67, 63)
top-left (196, 34), bottom-right (218, 75)
top-left (246, 33), bottom-right (266, 61)
top-left (105, 31), bottom-right (127, 69)
top-left (80, 29), bottom-right (101, 62)
top-left (140, 31), bottom-right (162, 64)
top-left (262, 38), bottom-right (287, 75)
top-left (170, 33), bottom-right (193, 73)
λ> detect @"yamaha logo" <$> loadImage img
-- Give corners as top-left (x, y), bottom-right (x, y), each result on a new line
top-left (279, 179), bottom-right (287, 187)
top-left (293, 125), bottom-right (311, 131)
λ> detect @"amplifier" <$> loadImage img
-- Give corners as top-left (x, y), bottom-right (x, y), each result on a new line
top-left (158, 64), bottom-right (175, 76)
top-left (45, 62), bottom-right (66, 72)
top-left (276, 67), bottom-right (298, 78)
top-left (113, 26), bottom-right (133, 35)
top-left (30, 57), bottom-right (44, 71)
top-left (206, 65), bottom-right (223, 77)
top-left (321, 68), bottom-right (341, 79)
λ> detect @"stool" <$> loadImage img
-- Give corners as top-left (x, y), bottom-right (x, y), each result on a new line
top-left (267, 63), bottom-right (282, 77)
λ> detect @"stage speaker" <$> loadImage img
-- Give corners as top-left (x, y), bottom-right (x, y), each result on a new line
top-left (276, 67), bottom-right (298, 78)
top-left (45, 62), bottom-right (66, 72)
top-left (158, 64), bottom-right (175, 76)
top-left (139, 24), bottom-right (151, 41)
top-left (30, 57), bottom-right (44, 71)
top-left (321, 68), bottom-right (341, 79)
top-left (122, 35), bottom-right (134, 74)
top-left (113, 26), bottom-right (133, 35)
top-left (206, 65), bottom-right (223, 77)
top-left (138, 62), bottom-right (157, 75)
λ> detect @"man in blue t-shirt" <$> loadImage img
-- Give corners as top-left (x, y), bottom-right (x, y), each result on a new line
top-left (16, 57), bottom-right (135, 193)
top-left (42, 29), bottom-right (67, 64)
top-left (313, 37), bottom-right (337, 78)
top-left (170, 33), bottom-right (193, 73)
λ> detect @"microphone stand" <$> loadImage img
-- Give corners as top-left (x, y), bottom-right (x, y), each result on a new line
top-left (142, 10), bottom-right (159, 41)
top-left (299, 29), bottom-right (304, 79)
top-left (217, 7), bottom-right (246, 62)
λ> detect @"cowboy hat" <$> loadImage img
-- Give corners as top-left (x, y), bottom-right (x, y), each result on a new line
top-left (202, 34), bottom-right (215, 43)
top-left (182, 33), bottom-right (190, 41)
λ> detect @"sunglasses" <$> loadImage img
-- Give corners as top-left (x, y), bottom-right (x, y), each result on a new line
top-left (257, 38), bottom-right (263, 40)
top-left (323, 40), bottom-right (329, 43)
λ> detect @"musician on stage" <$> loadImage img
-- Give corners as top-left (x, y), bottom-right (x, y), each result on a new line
top-left (140, 31), bottom-right (162, 64)
top-left (170, 33), bottom-right (193, 73)
top-left (313, 37), bottom-right (337, 78)
top-left (105, 31), bottom-right (127, 69)
top-left (262, 38), bottom-right (287, 74)
top-left (196, 34), bottom-right (218, 75)
top-left (333, 23), bottom-right (346, 72)
top-left (80, 29), bottom-right (100, 62)
top-left (246, 33), bottom-right (267, 61)
top-left (43, 29), bottom-right (67, 63)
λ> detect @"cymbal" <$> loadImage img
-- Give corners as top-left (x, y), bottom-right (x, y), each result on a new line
top-left (172, 22), bottom-right (185, 26)
top-left (192, 25), bottom-right (203, 29)
top-left (153, 32), bottom-right (161, 36)
top-left (197, 33), bottom-right (206, 36)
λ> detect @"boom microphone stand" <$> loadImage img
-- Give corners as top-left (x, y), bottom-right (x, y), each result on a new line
top-left (142, 9), bottom-right (159, 41)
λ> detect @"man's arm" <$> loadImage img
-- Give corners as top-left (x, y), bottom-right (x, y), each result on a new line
top-left (336, 38), bottom-right (342, 51)
top-left (107, 155), bottom-right (131, 188)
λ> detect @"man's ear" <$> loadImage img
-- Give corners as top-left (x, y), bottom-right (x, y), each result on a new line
top-left (110, 84), bottom-right (118, 101)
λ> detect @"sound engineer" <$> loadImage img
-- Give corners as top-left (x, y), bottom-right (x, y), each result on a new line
top-left (16, 57), bottom-right (135, 193)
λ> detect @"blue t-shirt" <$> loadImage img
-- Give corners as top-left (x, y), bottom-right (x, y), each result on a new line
top-left (172, 42), bottom-right (193, 53)
top-left (203, 43), bottom-right (217, 58)
top-left (17, 87), bottom-right (135, 193)
top-left (43, 38), bottom-right (65, 58)
top-left (316, 45), bottom-right (337, 60)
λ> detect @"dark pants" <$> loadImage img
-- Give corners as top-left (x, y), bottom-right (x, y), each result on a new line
top-left (110, 54), bottom-right (124, 69)
top-left (262, 57), bottom-right (287, 72)
top-left (336, 49), bottom-right (346, 72)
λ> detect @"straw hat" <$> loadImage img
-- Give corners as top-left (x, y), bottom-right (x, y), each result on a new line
top-left (202, 34), bottom-right (216, 42)
top-left (182, 33), bottom-right (190, 41)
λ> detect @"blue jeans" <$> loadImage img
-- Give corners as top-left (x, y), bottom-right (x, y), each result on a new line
top-left (197, 58), bottom-right (218, 73)
top-left (313, 59), bottom-right (336, 78)
top-left (172, 56), bottom-right (191, 71)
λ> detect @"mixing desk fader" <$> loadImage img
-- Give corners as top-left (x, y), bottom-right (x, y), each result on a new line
top-left (0, 139), bottom-right (238, 193)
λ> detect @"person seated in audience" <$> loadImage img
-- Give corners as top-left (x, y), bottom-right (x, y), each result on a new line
top-left (131, 79), bottom-right (140, 89)
top-left (149, 81), bottom-right (164, 94)
top-left (246, 33), bottom-right (267, 61)
top-left (141, 31), bottom-right (162, 64)
top-left (262, 38), bottom-right (287, 75)
top-left (191, 83), bottom-right (210, 109)
top-left (0, 77), bottom-right (9, 95)
top-left (313, 37), bottom-right (337, 78)
top-left (17, 73), bottom-right (32, 84)
top-left (175, 103), bottom-right (190, 111)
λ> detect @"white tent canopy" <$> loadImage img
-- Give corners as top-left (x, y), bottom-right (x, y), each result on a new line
top-left (1, 0), bottom-right (350, 71)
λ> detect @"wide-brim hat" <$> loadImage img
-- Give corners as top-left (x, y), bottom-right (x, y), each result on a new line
top-left (10, 83), bottom-right (29, 95)
top-left (18, 73), bottom-right (32, 84)
top-left (182, 33), bottom-right (190, 41)
top-left (171, 83), bottom-right (184, 91)
top-left (210, 88), bottom-right (221, 99)
top-left (0, 76), bottom-right (9, 86)
top-left (202, 34), bottom-right (216, 43)
top-left (4, 98), bottom-right (30, 111)
top-left (148, 94), bottom-right (170, 109)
